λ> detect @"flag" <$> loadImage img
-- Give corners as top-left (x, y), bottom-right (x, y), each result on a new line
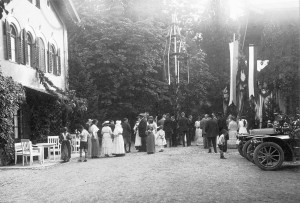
top-left (229, 40), bottom-right (239, 105)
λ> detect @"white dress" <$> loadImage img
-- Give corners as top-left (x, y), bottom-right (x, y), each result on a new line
top-left (194, 121), bottom-right (202, 145)
top-left (101, 126), bottom-right (113, 155)
top-left (134, 123), bottom-right (141, 147)
top-left (156, 129), bottom-right (166, 146)
top-left (112, 124), bottom-right (125, 155)
top-left (238, 119), bottom-right (248, 134)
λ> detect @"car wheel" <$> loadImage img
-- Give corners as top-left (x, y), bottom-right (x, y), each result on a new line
top-left (246, 143), bottom-right (255, 162)
top-left (253, 142), bottom-right (284, 171)
top-left (237, 142), bottom-right (244, 157)
top-left (242, 140), bottom-right (252, 159)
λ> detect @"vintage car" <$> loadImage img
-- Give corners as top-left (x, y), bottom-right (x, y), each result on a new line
top-left (237, 116), bottom-right (300, 170)
top-left (236, 128), bottom-right (275, 161)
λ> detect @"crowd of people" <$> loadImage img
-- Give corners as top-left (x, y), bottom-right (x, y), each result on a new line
top-left (58, 112), bottom-right (251, 162)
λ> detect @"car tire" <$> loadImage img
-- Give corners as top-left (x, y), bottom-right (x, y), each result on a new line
top-left (242, 140), bottom-right (252, 159)
top-left (253, 142), bottom-right (284, 171)
top-left (246, 143), bottom-right (255, 162)
top-left (237, 142), bottom-right (244, 157)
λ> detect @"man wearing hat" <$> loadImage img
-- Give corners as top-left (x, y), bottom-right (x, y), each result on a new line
top-left (138, 113), bottom-right (147, 152)
top-left (204, 114), bottom-right (219, 153)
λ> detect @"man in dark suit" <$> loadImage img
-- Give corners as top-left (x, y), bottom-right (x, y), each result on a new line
top-left (204, 114), bottom-right (219, 153)
top-left (163, 113), bottom-right (173, 147)
top-left (138, 113), bottom-right (147, 152)
top-left (178, 112), bottom-right (189, 147)
top-left (200, 114), bottom-right (208, 149)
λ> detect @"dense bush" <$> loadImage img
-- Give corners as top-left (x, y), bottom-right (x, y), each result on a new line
top-left (0, 70), bottom-right (25, 166)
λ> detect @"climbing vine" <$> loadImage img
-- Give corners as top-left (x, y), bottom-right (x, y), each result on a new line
top-left (0, 70), bottom-right (25, 166)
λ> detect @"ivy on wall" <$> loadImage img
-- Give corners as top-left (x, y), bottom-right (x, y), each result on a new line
top-left (0, 70), bottom-right (25, 166)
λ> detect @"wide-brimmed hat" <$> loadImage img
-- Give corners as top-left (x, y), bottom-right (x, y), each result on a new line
top-left (103, 121), bottom-right (110, 125)
top-left (86, 119), bottom-right (93, 125)
top-left (139, 113), bottom-right (146, 117)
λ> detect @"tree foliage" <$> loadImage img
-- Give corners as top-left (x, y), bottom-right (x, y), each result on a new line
top-left (68, 0), bottom-right (216, 122)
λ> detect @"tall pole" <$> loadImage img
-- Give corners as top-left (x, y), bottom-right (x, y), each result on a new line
top-left (298, 0), bottom-right (300, 109)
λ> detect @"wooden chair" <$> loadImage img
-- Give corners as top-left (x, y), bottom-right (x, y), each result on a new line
top-left (20, 139), bottom-right (42, 166)
top-left (47, 136), bottom-right (61, 157)
top-left (71, 134), bottom-right (80, 153)
top-left (15, 142), bottom-right (23, 165)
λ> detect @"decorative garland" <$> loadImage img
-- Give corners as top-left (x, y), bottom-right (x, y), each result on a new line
top-left (34, 68), bottom-right (87, 113)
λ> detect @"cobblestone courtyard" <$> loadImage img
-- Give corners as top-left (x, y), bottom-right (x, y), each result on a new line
top-left (1, 145), bottom-right (300, 203)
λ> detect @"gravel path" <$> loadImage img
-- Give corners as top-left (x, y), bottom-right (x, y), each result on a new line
top-left (1, 144), bottom-right (300, 203)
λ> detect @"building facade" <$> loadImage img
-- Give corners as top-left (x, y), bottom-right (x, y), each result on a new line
top-left (0, 0), bottom-right (79, 140)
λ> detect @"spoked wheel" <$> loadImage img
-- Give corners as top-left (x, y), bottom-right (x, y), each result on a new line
top-left (237, 141), bottom-right (244, 157)
top-left (246, 143), bottom-right (255, 162)
top-left (253, 142), bottom-right (284, 171)
top-left (242, 140), bottom-right (252, 159)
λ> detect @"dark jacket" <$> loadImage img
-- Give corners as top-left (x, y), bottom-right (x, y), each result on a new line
top-left (178, 116), bottom-right (189, 132)
top-left (122, 122), bottom-right (132, 138)
top-left (138, 118), bottom-right (147, 137)
top-left (204, 118), bottom-right (219, 138)
top-left (163, 118), bottom-right (173, 132)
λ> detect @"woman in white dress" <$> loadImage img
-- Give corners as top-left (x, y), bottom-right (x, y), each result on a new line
top-left (112, 120), bottom-right (125, 156)
top-left (194, 116), bottom-right (202, 146)
top-left (238, 116), bottom-right (248, 134)
top-left (134, 118), bottom-right (142, 150)
top-left (101, 121), bottom-right (113, 157)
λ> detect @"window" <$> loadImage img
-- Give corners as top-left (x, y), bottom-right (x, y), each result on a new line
top-left (10, 25), bottom-right (17, 62)
top-left (26, 33), bottom-right (33, 66)
top-left (13, 109), bottom-right (23, 139)
top-left (36, 0), bottom-right (40, 9)
top-left (38, 38), bottom-right (46, 72)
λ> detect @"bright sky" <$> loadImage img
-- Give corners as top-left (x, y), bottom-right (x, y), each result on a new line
top-left (229, 0), bottom-right (299, 20)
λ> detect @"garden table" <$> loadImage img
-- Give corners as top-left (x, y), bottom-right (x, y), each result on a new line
top-left (33, 143), bottom-right (57, 161)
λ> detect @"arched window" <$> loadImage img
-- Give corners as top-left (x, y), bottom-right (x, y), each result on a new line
top-left (36, 38), bottom-right (46, 72)
top-left (10, 25), bottom-right (17, 62)
top-left (26, 33), bottom-right (33, 66)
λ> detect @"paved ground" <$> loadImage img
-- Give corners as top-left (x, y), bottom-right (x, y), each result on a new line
top-left (0, 144), bottom-right (300, 203)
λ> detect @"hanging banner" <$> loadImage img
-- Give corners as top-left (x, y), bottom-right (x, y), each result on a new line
top-left (248, 45), bottom-right (256, 98)
top-left (229, 40), bottom-right (239, 105)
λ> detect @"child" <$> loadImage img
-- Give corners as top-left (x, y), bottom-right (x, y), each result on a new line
top-left (218, 129), bottom-right (228, 159)
top-left (156, 125), bottom-right (166, 152)
top-left (78, 125), bottom-right (90, 162)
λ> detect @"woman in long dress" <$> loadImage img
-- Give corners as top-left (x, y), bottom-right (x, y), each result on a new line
top-left (90, 119), bottom-right (100, 158)
top-left (59, 127), bottom-right (72, 162)
top-left (238, 116), bottom-right (248, 134)
top-left (194, 116), bottom-right (202, 146)
top-left (146, 116), bottom-right (156, 154)
top-left (112, 120), bottom-right (125, 156)
top-left (134, 118), bottom-right (141, 150)
top-left (86, 119), bottom-right (93, 158)
top-left (101, 121), bottom-right (113, 157)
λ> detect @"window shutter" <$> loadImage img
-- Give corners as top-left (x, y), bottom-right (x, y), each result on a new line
top-left (57, 48), bottom-right (61, 76)
top-left (4, 20), bottom-right (11, 60)
top-left (47, 42), bottom-right (52, 73)
top-left (53, 49), bottom-right (58, 75)
top-left (34, 38), bottom-right (40, 70)
top-left (23, 29), bottom-right (28, 65)
top-left (17, 31), bottom-right (24, 64)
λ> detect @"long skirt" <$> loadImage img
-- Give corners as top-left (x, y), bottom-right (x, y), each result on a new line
top-left (135, 131), bottom-right (141, 147)
top-left (61, 140), bottom-right (71, 161)
top-left (87, 137), bottom-right (92, 158)
top-left (146, 132), bottom-right (155, 154)
top-left (102, 134), bottom-right (113, 155)
top-left (112, 135), bottom-right (125, 156)
top-left (195, 128), bottom-right (202, 145)
top-left (91, 138), bottom-right (100, 157)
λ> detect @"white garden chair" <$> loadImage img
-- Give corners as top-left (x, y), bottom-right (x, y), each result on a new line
top-left (47, 136), bottom-right (61, 157)
top-left (20, 139), bottom-right (43, 166)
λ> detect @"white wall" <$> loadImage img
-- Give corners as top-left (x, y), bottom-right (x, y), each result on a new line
top-left (0, 0), bottom-right (68, 91)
